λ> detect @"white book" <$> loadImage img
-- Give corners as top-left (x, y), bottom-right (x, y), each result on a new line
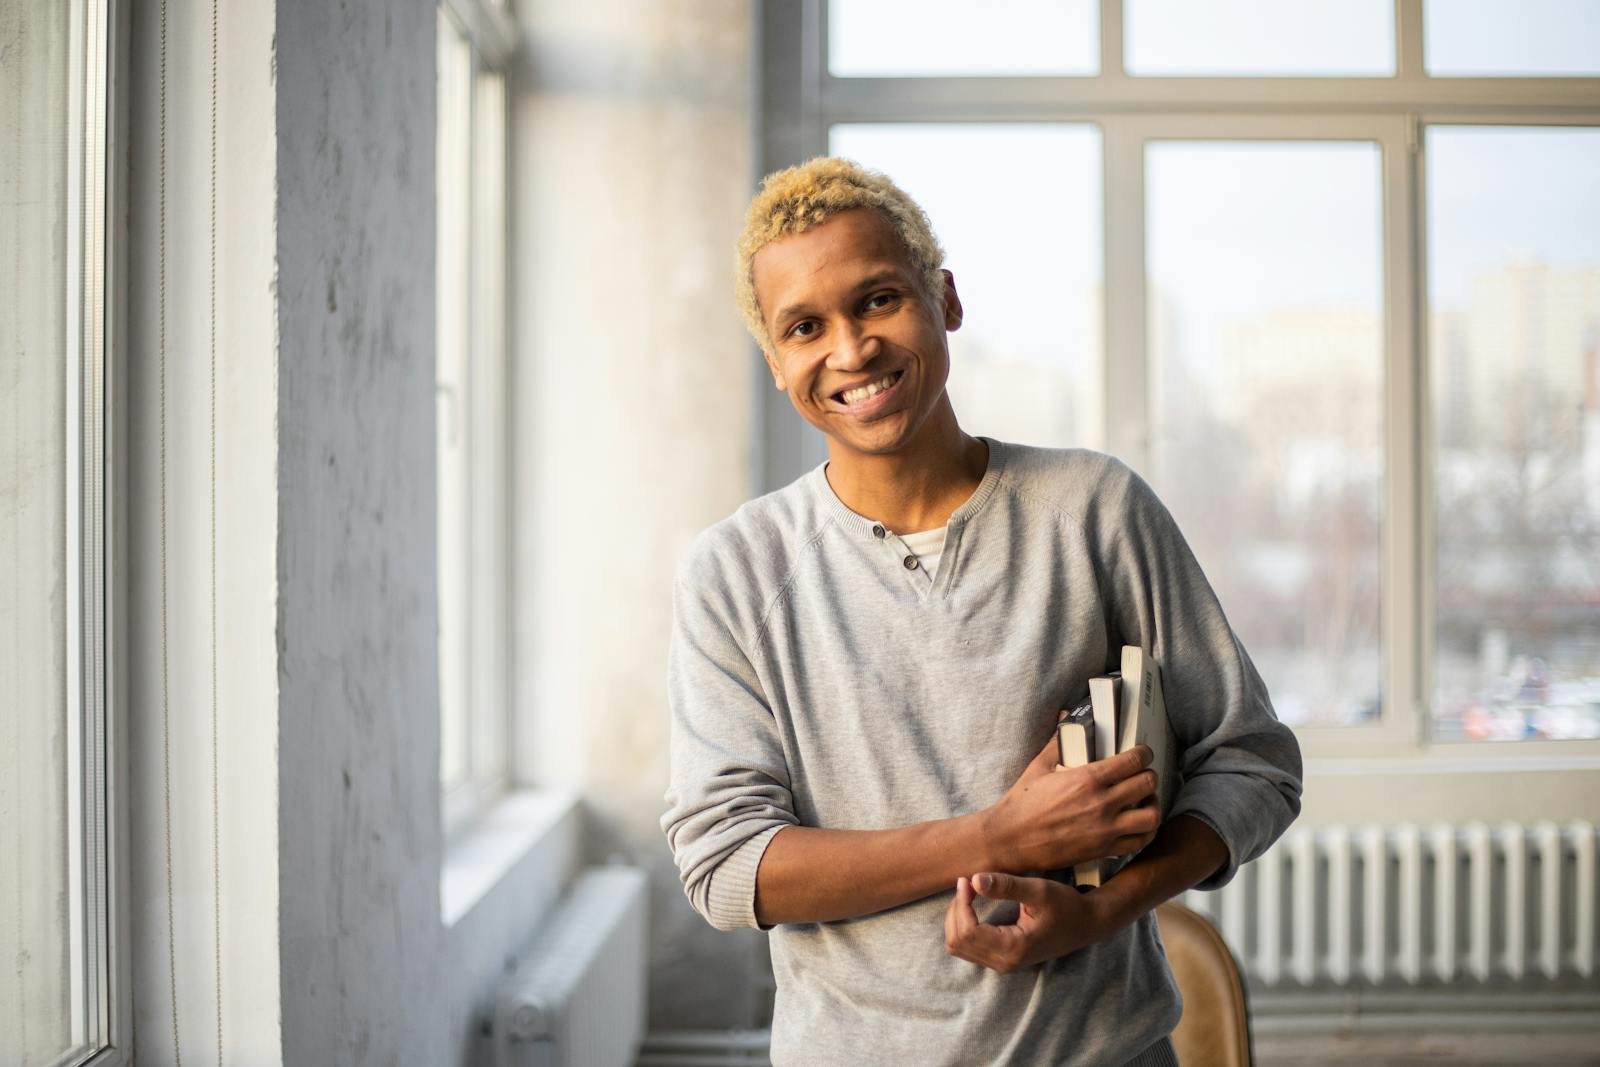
top-left (1117, 645), bottom-right (1179, 821)
top-left (1072, 672), bottom-right (1121, 889)
top-left (1088, 672), bottom-right (1120, 779)
top-left (1051, 699), bottom-right (1096, 887)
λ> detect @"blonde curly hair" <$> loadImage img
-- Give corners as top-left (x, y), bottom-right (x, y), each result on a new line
top-left (735, 156), bottom-right (946, 351)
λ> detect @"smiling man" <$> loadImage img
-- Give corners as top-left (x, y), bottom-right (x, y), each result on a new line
top-left (660, 157), bottom-right (1302, 1066)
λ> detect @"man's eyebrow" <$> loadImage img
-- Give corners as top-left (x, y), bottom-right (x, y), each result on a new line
top-left (848, 269), bottom-right (907, 295)
top-left (770, 270), bottom-right (911, 327)
top-left (771, 300), bottom-right (816, 327)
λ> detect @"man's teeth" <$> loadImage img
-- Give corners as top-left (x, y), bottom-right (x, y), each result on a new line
top-left (840, 372), bottom-right (899, 405)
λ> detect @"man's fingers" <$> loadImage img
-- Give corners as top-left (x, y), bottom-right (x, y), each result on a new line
top-left (1114, 800), bottom-right (1162, 836)
top-left (950, 876), bottom-right (982, 948)
top-left (1088, 743), bottom-right (1153, 786)
top-left (948, 876), bottom-right (1027, 972)
top-left (947, 877), bottom-right (984, 965)
top-left (971, 871), bottom-right (1050, 907)
top-left (1107, 767), bottom-right (1159, 809)
top-left (1108, 831), bottom-right (1158, 857)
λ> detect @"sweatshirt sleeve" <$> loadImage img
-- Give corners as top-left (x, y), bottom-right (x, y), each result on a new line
top-left (1096, 459), bottom-right (1303, 891)
top-left (660, 550), bottom-right (799, 931)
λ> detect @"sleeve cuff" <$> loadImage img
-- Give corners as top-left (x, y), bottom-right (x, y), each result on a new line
top-left (1169, 805), bottom-right (1237, 892)
top-left (1168, 778), bottom-right (1249, 891)
top-left (704, 823), bottom-right (789, 931)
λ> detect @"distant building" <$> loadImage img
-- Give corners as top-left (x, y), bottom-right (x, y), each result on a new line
top-left (1460, 262), bottom-right (1600, 452)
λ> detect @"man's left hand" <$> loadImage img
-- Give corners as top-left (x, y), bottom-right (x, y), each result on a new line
top-left (943, 872), bottom-right (1124, 973)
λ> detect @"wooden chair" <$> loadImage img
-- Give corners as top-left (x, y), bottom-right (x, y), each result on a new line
top-left (1155, 901), bottom-right (1254, 1067)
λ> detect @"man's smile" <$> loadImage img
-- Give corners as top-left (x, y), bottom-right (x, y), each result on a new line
top-left (830, 368), bottom-right (906, 416)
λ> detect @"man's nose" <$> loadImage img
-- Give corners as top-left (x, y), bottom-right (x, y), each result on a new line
top-left (828, 321), bottom-right (881, 370)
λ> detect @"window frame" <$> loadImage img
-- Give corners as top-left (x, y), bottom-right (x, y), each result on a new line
top-left (437, 0), bottom-right (519, 839)
top-left (103, 0), bottom-right (132, 1057)
top-left (756, 0), bottom-right (1600, 772)
top-left (18, 0), bottom-right (133, 1062)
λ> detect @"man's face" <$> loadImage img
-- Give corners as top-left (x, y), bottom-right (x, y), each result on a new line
top-left (751, 208), bottom-right (961, 459)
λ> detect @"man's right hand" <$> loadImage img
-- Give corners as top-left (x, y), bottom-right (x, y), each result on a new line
top-left (980, 732), bottom-right (1160, 874)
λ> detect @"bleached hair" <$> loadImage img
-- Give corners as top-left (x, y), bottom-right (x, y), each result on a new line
top-left (735, 156), bottom-right (946, 351)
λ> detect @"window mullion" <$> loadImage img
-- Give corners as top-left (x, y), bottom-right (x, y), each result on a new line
top-left (1099, 0), bottom-right (1125, 81)
top-left (1396, 0), bottom-right (1426, 83)
top-left (1102, 117), bottom-right (1148, 471)
top-left (1382, 111), bottom-right (1427, 752)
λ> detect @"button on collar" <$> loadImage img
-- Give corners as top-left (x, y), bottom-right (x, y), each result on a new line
top-left (872, 524), bottom-right (886, 539)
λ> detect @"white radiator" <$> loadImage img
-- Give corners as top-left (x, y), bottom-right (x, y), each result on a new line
top-left (494, 865), bottom-right (649, 1067)
top-left (1181, 821), bottom-right (1599, 986)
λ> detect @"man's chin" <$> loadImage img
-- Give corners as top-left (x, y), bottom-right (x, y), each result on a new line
top-left (823, 425), bottom-right (916, 459)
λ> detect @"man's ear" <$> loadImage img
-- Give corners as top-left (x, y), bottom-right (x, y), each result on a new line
top-left (763, 349), bottom-right (787, 391)
top-left (940, 269), bottom-right (963, 332)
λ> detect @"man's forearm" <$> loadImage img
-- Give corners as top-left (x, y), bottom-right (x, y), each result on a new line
top-left (1094, 813), bottom-right (1228, 929)
top-left (754, 814), bottom-right (999, 926)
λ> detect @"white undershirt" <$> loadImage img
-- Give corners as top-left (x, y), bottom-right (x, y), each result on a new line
top-left (895, 525), bottom-right (948, 579)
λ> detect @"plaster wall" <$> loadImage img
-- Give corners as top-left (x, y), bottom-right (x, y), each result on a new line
top-left (271, 0), bottom-right (449, 1062)
top-left (508, 0), bottom-right (767, 1032)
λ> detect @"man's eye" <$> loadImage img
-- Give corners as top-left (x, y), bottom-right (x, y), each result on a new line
top-left (790, 321), bottom-right (818, 338)
top-left (865, 292), bottom-right (897, 311)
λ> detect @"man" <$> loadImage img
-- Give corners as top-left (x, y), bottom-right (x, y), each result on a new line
top-left (660, 157), bottom-right (1302, 1066)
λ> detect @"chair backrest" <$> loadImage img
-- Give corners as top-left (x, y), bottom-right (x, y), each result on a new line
top-left (1154, 901), bottom-right (1253, 1067)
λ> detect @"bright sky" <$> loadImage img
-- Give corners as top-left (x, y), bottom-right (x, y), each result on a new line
top-left (1427, 128), bottom-right (1600, 305)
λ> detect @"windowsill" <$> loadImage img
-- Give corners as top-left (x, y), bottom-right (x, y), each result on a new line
top-left (440, 786), bottom-right (580, 927)
top-left (1306, 751), bottom-right (1600, 775)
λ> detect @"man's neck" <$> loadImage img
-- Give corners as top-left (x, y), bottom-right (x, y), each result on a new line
top-left (823, 405), bottom-right (989, 534)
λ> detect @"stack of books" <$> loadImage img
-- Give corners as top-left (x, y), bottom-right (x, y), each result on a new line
top-left (1055, 645), bottom-right (1180, 889)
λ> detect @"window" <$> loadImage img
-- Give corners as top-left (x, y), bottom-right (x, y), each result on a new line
top-left (760, 0), bottom-right (1600, 754)
top-left (1126, 0), bottom-right (1394, 77)
top-left (1425, 126), bottom-right (1600, 741)
top-left (828, 0), bottom-right (1098, 77)
top-left (437, 0), bottom-right (513, 830)
top-left (1424, 0), bottom-right (1600, 77)
top-left (1147, 140), bottom-right (1385, 729)
top-left (1, 0), bottom-right (120, 1062)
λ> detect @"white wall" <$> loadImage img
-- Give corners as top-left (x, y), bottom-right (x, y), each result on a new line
top-left (508, 0), bottom-right (766, 1032)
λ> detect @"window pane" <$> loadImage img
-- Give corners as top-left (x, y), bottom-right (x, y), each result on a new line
top-left (1, 1), bottom-right (81, 1062)
top-left (829, 124), bottom-right (1103, 450)
top-left (1147, 142), bottom-right (1385, 729)
top-left (1426, 0), bottom-right (1600, 76)
top-left (1426, 126), bottom-right (1600, 742)
top-left (828, 0), bottom-right (1098, 77)
top-left (1126, 0), bottom-right (1394, 76)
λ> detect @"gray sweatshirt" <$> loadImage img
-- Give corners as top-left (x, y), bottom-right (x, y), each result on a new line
top-left (661, 438), bottom-right (1302, 1066)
